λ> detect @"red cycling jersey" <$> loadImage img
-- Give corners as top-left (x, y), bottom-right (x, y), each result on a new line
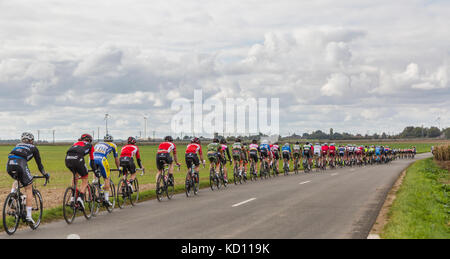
top-left (329, 145), bottom-right (336, 154)
top-left (120, 144), bottom-right (141, 159)
top-left (321, 145), bottom-right (329, 153)
top-left (68, 141), bottom-right (95, 160)
top-left (158, 142), bottom-right (176, 154)
top-left (185, 143), bottom-right (202, 156)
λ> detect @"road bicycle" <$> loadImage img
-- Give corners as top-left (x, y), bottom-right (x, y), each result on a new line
top-left (233, 160), bottom-right (242, 185)
top-left (293, 155), bottom-right (300, 175)
top-left (90, 169), bottom-right (118, 215)
top-left (2, 175), bottom-right (48, 235)
top-left (63, 175), bottom-right (94, 224)
top-left (117, 168), bottom-right (144, 208)
top-left (260, 157), bottom-right (269, 179)
top-left (302, 157), bottom-right (311, 173)
top-left (185, 162), bottom-right (200, 197)
top-left (272, 158), bottom-right (279, 177)
top-left (209, 162), bottom-right (221, 191)
top-left (249, 158), bottom-right (258, 181)
top-left (283, 158), bottom-right (290, 176)
top-left (156, 163), bottom-right (178, 201)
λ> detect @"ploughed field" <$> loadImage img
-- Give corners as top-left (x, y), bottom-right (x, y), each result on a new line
top-left (0, 142), bottom-right (439, 210)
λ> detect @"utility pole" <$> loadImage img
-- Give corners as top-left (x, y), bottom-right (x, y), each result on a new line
top-left (104, 113), bottom-right (110, 136)
top-left (37, 130), bottom-right (40, 143)
top-left (153, 131), bottom-right (155, 141)
top-left (52, 130), bottom-right (55, 144)
top-left (144, 115), bottom-right (148, 140)
top-left (98, 127), bottom-right (100, 142)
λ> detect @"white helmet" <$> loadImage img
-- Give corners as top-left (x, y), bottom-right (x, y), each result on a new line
top-left (262, 139), bottom-right (268, 145)
top-left (21, 132), bottom-right (34, 142)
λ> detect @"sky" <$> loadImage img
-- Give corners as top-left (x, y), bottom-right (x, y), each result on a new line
top-left (0, 0), bottom-right (449, 140)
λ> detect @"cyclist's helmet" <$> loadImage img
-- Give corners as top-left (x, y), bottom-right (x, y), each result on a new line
top-left (262, 139), bottom-right (268, 145)
top-left (284, 143), bottom-right (290, 146)
top-left (252, 139), bottom-right (257, 144)
top-left (104, 134), bottom-right (114, 142)
top-left (164, 136), bottom-right (173, 142)
top-left (220, 138), bottom-right (226, 144)
top-left (21, 132), bottom-right (34, 142)
top-left (236, 138), bottom-right (241, 143)
top-left (330, 143), bottom-right (335, 146)
top-left (213, 138), bottom-right (220, 143)
top-left (191, 137), bottom-right (200, 144)
top-left (80, 133), bottom-right (93, 143)
top-left (296, 141), bottom-right (300, 144)
top-left (128, 136), bottom-right (137, 145)
top-left (306, 142), bottom-right (310, 145)
top-left (315, 143), bottom-right (319, 145)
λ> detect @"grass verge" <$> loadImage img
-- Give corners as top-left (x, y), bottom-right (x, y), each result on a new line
top-left (381, 158), bottom-right (450, 238)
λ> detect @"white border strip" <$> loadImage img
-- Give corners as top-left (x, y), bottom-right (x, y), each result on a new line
top-left (299, 181), bottom-right (311, 185)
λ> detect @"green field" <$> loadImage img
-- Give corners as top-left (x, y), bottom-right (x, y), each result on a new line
top-left (381, 158), bottom-right (450, 238)
top-left (0, 142), bottom-right (437, 190)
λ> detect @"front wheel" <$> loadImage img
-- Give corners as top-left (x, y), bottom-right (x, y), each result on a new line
top-left (106, 180), bottom-right (116, 213)
top-left (116, 179), bottom-right (128, 209)
top-left (29, 189), bottom-right (43, 230)
top-left (2, 193), bottom-right (20, 235)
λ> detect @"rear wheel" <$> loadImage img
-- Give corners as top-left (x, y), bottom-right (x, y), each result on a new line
top-left (106, 180), bottom-right (116, 213)
top-left (29, 189), bottom-right (43, 230)
top-left (156, 174), bottom-right (164, 201)
top-left (62, 187), bottom-right (76, 224)
top-left (194, 172), bottom-right (199, 195)
top-left (185, 171), bottom-right (192, 197)
top-left (2, 193), bottom-right (20, 235)
top-left (167, 175), bottom-right (174, 200)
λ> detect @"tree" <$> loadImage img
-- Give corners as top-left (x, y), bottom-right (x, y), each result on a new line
top-left (444, 128), bottom-right (450, 139)
top-left (427, 127), bottom-right (441, 138)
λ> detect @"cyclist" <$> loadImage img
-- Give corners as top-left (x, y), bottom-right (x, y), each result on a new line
top-left (302, 142), bottom-right (313, 170)
top-left (375, 145), bottom-right (381, 162)
top-left (120, 137), bottom-right (144, 192)
top-left (241, 142), bottom-right (249, 179)
top-left (321, 143), bottom-right (329, 168)
top-left (313, 142), bottom-right (321, 168)
top-left (232, 138), bottom-right (244, 178)
top-left (6, 132), bottom-right (50, 225)
top-left (207, 138), bottom-right (223, 181)
top-left (292, 141), bottom-right (301, 169)
top-left (65, 133), bottom-right (96, 210)
top-left (356, 145), bottom-right (363, 164)
top-left (259, 139), bottom-right (272, 175)
top-left (93, 134), bottom-right (120, 207)
top-left (185, 137), bottom-right (205, 185)
top-left (156, 136), bottom-right (180, 187)
top-left (329, 143), bottom-right (336, 166)
top-left (271, 142), bottom-right (280, 173)
top-left (338, 144), bottom-right (345, 165)
top-left (248, 139), bottom-right (260, 177)
top-left (220, 139), bottom-right (232, 182)
top-left (281, 142), bottom-right (292, 172)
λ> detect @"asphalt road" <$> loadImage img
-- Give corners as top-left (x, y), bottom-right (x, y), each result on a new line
top-left (1, 153), bottom-right (431, 239)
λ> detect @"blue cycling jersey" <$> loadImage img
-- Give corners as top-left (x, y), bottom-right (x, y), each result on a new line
top-left (93, 142), bottom-right (118, 160)
top-left (281, 145), bottom-right (291, 152)
top-left (259, 144), bottom-right (271, 152)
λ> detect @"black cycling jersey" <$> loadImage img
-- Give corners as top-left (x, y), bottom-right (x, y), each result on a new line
top-left (8, 143), bottom-right (44, 173)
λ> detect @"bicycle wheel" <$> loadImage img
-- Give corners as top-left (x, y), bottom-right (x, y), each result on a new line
top-left (91, 184), bottom-right (101, 216)
top-left (83, 184), bottom-right (94, 219)
top-left (2, 193), bottom-right (20, 235)
top-left (156, 174), bottom-right (164, 200)
top-left (194, 172), bottom-right (199, 195)
top-left (185, 172), bottom-right (192, 197)
top-left (29, 189), bottom-right (43, 230)
top-left (233, 165), bottom-right (238, 185)
top-left (63, 187), bottom-right (76, 224)
top-left (167, 176), bottom-right (174, 200)
top-left (132, 178), bottom-right (139, 205)
top-left (116, 179), bottom-right (127, 209)
top-left (106, 180), bottom-right (116, 213)
top-left (209, 169), bottom-right (216, 191)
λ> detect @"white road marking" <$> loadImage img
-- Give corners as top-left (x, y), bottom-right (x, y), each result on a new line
top-left (331, 173), bottom-right (338, 176)
top-left (232, 198), bottom-right (256, 207)
top-left (67, 234), bottom-right (80, 239)
top-left (299, 181), bottom-right (311, 185)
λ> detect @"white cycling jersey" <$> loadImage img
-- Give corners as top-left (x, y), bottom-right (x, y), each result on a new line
top-left (314, 145), bottom-right (321, 156)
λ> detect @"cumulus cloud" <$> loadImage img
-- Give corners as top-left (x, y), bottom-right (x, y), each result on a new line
top-left (0, 0), bottom-right (449, 139)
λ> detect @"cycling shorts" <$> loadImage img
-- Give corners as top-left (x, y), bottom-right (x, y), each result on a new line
top-left (186, 153), bottom-right (200, 168)
top-left (65, 154), bottom-right (89, 178)
top-left (7, 157), bottom-right (33, 187)
top-left (120, 156), bottom-right (136, 175)
top-left (282, 152), bottom-right (290, 160)
top-left (156, 153), bottom-right (173, 171)
top-left (249, 152), bottom-right (258, 162)
top-left (94, 157), bottom-right (110, 179)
